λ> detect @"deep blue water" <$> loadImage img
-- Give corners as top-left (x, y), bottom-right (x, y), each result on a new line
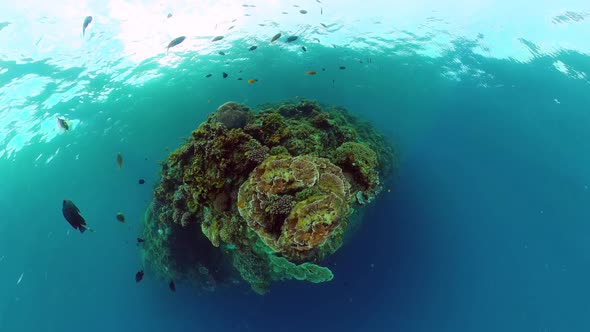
top-left (2, 3), bottom-right (590, 331)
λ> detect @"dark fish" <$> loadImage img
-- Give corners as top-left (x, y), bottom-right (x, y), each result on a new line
top-left (116, 212), bottom-right (125, 223)
top-left (299, 10), bottom-right (308, 14)
top-left (321, 8), bottom-right (323, 15)
top-left (320, 23), bottom-right (327, 28)
top-left (137, 238), bottom-right (145, 243)
top-left (286, 36), bottom-right (298, 42)
top-left (282, 12), bottom-right (288, 14)
top-left (167, 13), bottom-right (172, 18)
top-left (222, 72), bottom-right (228, 78)
top-left (205, 74), bottom-right (212, 78)
top-left (237, 77), bottom-right (243, 80)
top-left (301, 46), bottom-right (307, 52)
top-left (135, 270), bottom-right (144, 282)
top-left (316, 0), bottom-right (322, 3)
top-left (219, 51), bottom-right (226, 55)
top-left (169, 280), bottom-right (176, 292)
top-left (139, 179), bottom-right (145, 184)
top-left (322, 68), bottom-right (326, 71)
top-left (228, 25), bottom-right (235, 30)
top-left (116, 152), bottom-right (123, 169)
top-left (270, 32), bottom-right (282, 43)
top-left (212, 35), bottom-right (224, 42)
top-left (57, 118), bottom-right (69, 130)
top-left (339, 66), bottom-right (346, 70)
top-left (62, 199), bottom-right (92, 233)
top-left (82, 16), bottom-right (92, 37)
top-left (249, 45), bottom-right (257, 51)
top-left (166, 36), bottom-right (186, 54)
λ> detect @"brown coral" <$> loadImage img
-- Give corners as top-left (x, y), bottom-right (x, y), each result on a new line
top-left (237, 155), bottom-right (351, 261)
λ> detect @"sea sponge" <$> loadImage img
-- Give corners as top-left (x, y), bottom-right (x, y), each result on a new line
top-left (237, 155), bottom-right (351, 261)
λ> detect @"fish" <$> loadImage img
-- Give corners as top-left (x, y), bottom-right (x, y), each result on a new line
top-left (116, 212), bottom-right (125, 223)
top-left (228, 26), bottom-right (235, 30)
top-left (82, 16), bottom-right (92, 37)
top-left (169, 280), bottom-right (176, 292)
top-left (270, 33), bottom-right (282, 43)
top-left (282, 12), bottom-right (288, 14)
top-left (212, 35), bottom-right (224, 42)
top-left (167, 13), bottom-right (172, 18)
top-left (139, 179), bottom-right (145, 184)
top-left (116, 152), bottom-right (123, 168)
top-left (339, 66), bottom-right (346, 70)
top-left (205, 74), bottom-right (212, 78)
top-left (305, 70), bottom-right (317, 75)
top-left (135, 270), bottom-right (144, 282)
top-left (57, 118), bottom-right (69, 130)
top-left (166, 36), bottom-right (186, 55)
top-left (222, 72), bottom-right (228, 78)
top-left (299, 10), bottom-right (308, 14)
top-left (137, 238), bottom-right (145, 244)
top-left (237, 78), bottom-right (243, 80)
top-left (62, 199), bottom-right (92, 233)
top-left (321, 8), bottom-right (323, 15)
top-left (301, 46), bottom-right (307, 52)
top-left (17, 273), bottom-right (23, 285)
top-left (316, 0), bottom-right (321, 3)
top-left (247, 79), bottom-right (257, 84)
top-left (286, 36), bottom-right (298, 43)
top-left (320, 23), bottom-right (327, 28)
top-left (249, 45), bottom-right (258, 51)
top-left (219, 51), bottom-right (226, 55)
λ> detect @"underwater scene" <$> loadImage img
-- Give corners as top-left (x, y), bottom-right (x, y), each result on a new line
top-left (1, 0), bottom-right (590, 331)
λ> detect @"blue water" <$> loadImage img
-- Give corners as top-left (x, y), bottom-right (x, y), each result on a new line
top-left (2, 1), bottom-right (590, 331)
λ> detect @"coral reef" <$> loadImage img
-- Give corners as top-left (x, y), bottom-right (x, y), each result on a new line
top-left (140, 99), bottom-right (395, 294)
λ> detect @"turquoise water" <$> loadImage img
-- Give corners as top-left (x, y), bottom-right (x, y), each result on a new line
top-left (2, 1), bottom-right (590, 331)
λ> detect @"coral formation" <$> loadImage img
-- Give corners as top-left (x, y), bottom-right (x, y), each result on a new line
top-left (139, 99), bottom-right (395, 294)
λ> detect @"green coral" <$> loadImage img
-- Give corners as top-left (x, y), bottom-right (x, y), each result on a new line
top-left (333, 142), bottom-right (381, 203)
top-left (269, 256), bottom-right (333, 283)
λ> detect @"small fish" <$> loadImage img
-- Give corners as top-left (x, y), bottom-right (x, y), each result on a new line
top-left (167, 13), bottom-right (172, 18)
top-left (282, 12), bottom-right (288, 14)
top-left (62, 199), bottom-right (93, 233)
top-left (387, 188), bottom-right (391, 193)
top-left (322, 68), bottom-right (326, 71)
top-left (321, 8), bottom-right (323, 15)
top-left (270, 32), bottom-right (282, 43)
top-left (339, 66), bottom-right (346, 70)
top-left (316, 0), bottom-right (321, 3)
top-left (17, 273), bottom-right (23, 285)
top-left (293, 4), bottom-right (299, 7)
top-left (219, 51), bottom-right (226, 55)
top-left (138, 179), bottom-right (145, 184)
top-left (57, 118), bottom-right (69, 130)
top-left (116, 212), bottom-right (125, 223)
top-left (137, 238), bottom-right (145, 244)
top-left (301, 46), bottom-right (307, 52)
top-left (286, 36), bottom-right (298, 42)
top-left (117, 152), bottom-right (123, 168)
top-left (232, 19), bottom-right (237, 22)
top-left (208, 99), bottom-right (212, 103)
top-left (228, 26), bottom-right (235, 30)
top-left (305, 70), bottom-right (317, 75)
top-left (247, 79), bottom-right (257, 84)
top-left (166, 36), bottom-right (186, 55)
top-left (82, 16), bottom-right (92, 37)
top-left (169, 280), bottom-right (176, 292)
top-left (249, 45), bottom-right (258, 51)
top-left (237, 78), bottom-right (243, 80)
top-left (313, 38), bottom-right (320, 43)
top-left (320, 23), bottom-right (327, 28)
top-left (205, 74), bottom-right (212, 78)
top-left (212, 35), bottom-right (224, 42)
top-left (299, 10), bottom-right (308, 14)
top-left (222, 72), bottom-right (228, 78)
top-left (135, 270), bottom-right (144, 283)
